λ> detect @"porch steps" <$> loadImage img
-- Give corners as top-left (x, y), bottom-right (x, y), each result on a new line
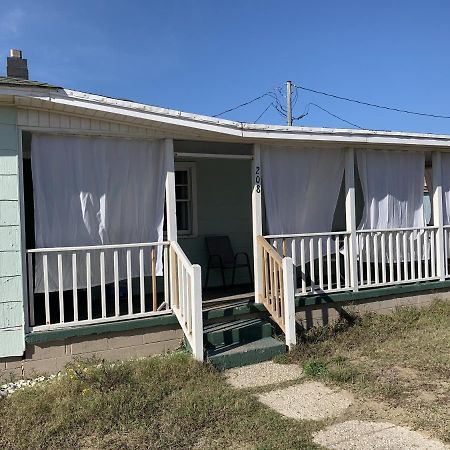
top-left (204, 318), bottom-right (272, 348)
top-left (206, 337), bottom-right (286, 370)
top-left (203, 313), bottom-right (286, 369)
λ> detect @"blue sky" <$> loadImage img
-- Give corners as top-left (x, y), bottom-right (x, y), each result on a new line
top-left (2, 1), bottom-right (450, 133)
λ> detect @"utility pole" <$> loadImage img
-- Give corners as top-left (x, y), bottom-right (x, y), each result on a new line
top-left (286, 80), bottom-right (292, 126)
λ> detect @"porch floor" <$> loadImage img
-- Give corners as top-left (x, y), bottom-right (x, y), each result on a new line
top-left (202, 283), bottom-right (254, 310)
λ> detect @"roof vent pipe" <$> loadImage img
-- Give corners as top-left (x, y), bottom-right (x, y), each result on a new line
top-left (7, 49), bottom-right (29, 79)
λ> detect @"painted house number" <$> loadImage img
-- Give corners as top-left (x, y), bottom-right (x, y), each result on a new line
top-left (255, 166), bottom-right (261, 193)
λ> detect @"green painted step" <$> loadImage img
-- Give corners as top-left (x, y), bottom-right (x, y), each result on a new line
top-left (203, 318), bottom-right (273, 349)
top-left (207, 337), bottom-right (286, 370)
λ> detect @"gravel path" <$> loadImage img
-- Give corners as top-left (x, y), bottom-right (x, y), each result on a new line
top-left (257, 381), bottom-right (353, 420)
top-left (225, 361), bottom-right (303, 388)
top-left (314, 420), bottom-right (450, 450)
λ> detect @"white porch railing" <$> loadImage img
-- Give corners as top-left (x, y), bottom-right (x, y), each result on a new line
top-left (169, 242), bottom-right (203, 361)
top-left (257, 236), bottom-right (296, 347)
top-left (264, 232), bottom-right (352, 295)
top-left (26, 242), bottom-right (171, 331)
top-left (265, 226), bottom-right (441, 297)
top-left (356, 227), bottom-right (439, 288)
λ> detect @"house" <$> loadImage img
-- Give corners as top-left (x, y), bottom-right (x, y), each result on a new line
top-left (1, 50), bottom-right (450, 378)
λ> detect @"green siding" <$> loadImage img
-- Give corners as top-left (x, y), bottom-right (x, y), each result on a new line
top-left (0, 106), bottom-right (25, 358)
top-left (178, 158), bottom-right (253, 287)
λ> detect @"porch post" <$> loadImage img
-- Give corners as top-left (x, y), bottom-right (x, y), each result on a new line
top-left (165, 138), bottom-right (177, 242)
top-left (165, 138), bottom-right (177, 310)
top-left (345, 147), bottom-right (359, 291)
top-left (252, 143), bottom-right (263, 303)
top-left (432, 151), bottom-right (445, 281)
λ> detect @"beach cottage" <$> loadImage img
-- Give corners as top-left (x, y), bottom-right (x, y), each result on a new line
top-left (1, 50), bottom-right (449, 377)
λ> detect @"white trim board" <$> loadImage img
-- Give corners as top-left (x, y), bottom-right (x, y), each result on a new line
top-left (5, 85), bottom-right (450, 149)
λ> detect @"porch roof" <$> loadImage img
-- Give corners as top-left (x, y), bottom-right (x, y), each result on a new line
top-left (2, 77), bottom-right (450, 149)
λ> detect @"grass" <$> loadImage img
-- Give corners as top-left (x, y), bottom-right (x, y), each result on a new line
top-left (285, 300), bottom-right (450, 443)
top-left (1, 300), bottom-right (448, 449)
top-left (0, 352), bottom-right (320, 450)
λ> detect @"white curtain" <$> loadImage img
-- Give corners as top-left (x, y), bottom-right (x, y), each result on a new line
top-left (31, 134), bottom-right (166, 292)
top-left (357, 149), bottom-right (425, 230)
top-left (441, 153), bottom-right (450, 225)
top-left (261, 145), bottom-right (345, 264)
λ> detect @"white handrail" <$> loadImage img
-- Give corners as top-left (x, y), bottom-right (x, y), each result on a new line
top-left (27, 241), bottom-right (169, 253)
top-left (264, 231), bottom-right (350, 239)
top-left (169, 241), bottom-right (204, 361)
top-left (357, 226), bottom-right (438, 234)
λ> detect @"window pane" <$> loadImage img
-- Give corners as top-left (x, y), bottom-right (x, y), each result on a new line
top-left (176, 185), bottom-right (189, 200)
top-left (176, 201), bottom-right (190, 231)
top-left (175, 170), bottom-right (188, 185)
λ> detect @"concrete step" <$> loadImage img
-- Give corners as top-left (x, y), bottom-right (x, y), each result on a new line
top-left (207, 337), bottom-right (286, 370)
top-left (204, 318), bottom-right (272, 349)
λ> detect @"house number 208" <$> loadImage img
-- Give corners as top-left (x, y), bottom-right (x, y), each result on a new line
top-left (255, 166), bottom-right (261, 193)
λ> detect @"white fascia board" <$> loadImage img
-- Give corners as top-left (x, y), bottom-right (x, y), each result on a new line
top-left (4, 86), bottom-right (450, 148)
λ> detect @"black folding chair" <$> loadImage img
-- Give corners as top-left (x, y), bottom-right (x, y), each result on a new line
top-left (204, 235), bottom-right (253, 288)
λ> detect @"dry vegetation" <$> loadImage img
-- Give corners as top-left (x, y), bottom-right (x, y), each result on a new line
top-left (281, 300), bottom-right (450, 443)
top-left (0, 352), bottom-right (319, 450)
top-left (1, 300), bottom-right (448, 449)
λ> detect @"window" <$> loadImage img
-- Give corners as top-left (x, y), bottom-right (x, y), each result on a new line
top-left (175, 162), bottom-right (197, 236)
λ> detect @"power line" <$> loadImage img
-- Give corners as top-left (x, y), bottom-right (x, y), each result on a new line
top-left (254, 103), bottom-right (274, 123)
top-left (213, 91), bottom-right (278, 118)
top-left (294, 84), bottom-right (450, 120)
top-left (299, 103), bottom-right (364, 129)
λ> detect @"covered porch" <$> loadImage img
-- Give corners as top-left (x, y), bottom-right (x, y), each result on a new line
top-left (18, 102), bottom-right (450, 363)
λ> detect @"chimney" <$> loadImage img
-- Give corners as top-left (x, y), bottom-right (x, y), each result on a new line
top-left (7, 49), bottom-right (29, 79)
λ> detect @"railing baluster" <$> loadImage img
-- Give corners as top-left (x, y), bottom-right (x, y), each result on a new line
top-left (269, 258), bottom-right (277, 311)
top-left (43, 254), bottom-right (50, 325)
top-left (300, 238), bottom-right (306, 293)
top-left (417, 231), bottom-right (422, 279)
top-left (410, 232), bottom-right (416, 280)
top-left (388, 232), bottom-right (394, 283)
top-left (431, 230), bottom-right (436, 278)
top-left (396, 232), bottom-right (401, 282)
top-left (402, 232), bottom-right (408, 281)
top-left (72, 253), bottom-right (78, 322)
top-left (139, 248), bottom-right (145, 313)
top-left (359, 234), bottom-right (364, 286)
top-left (273, 259), bottom-right (279, 313)
top-left (366, 234), bottom-right (371, 285)
top-left (373, 234), bottom-right (379, 284)
top-left (335, 235), bottom-right (341, 290)
top-left (424, 230), bottom-right (429, 278)
top-left (57, 253), bottom-right (64, 323)
top-left (290, 238), bottom-right (297, 293)
top-left (86, 252), bottom-right (92, 321)
top-left (326, 236), bottom-right (332, 291)
top-left (309, 238), bottom-right (315, 293)
top-left (114, 250), bottom-right (119, 316)
top-left (343, 235), bottom-right (349, 288)
top-left (262, 249), bottom-right (268, 301)
top-left (318, 237), bottom-right (324, 290)
top-left (100, 251), bottom-right (106, 318)
top-left (127, 249), bottom-right (132, 315)
top-left (291, 238), bottom-right (297, 264)
top-left (381, 233), bottom-right (387, 284)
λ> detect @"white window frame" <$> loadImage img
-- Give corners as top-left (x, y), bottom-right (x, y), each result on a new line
top-left (175, 162), bottom-right (198, 237)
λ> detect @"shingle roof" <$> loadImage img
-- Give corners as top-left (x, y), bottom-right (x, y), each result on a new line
top-left (0, 76), bottom-right (61, 89)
